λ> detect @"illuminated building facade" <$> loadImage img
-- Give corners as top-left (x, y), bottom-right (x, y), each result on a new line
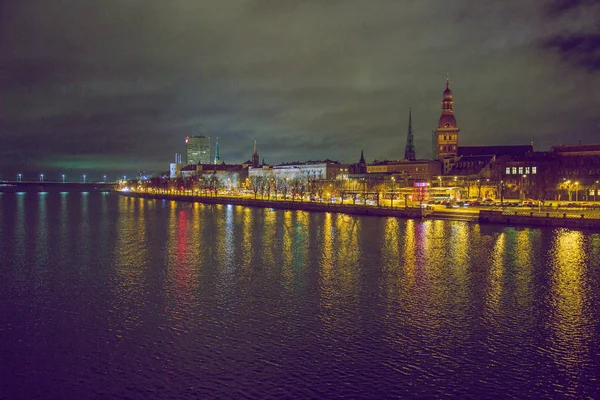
top-left (186, 135), bottom-right (211, 165)
top-left (367, 160), bottom-right (442, 182)
top-left (433, 79), bottom-right (459, 168)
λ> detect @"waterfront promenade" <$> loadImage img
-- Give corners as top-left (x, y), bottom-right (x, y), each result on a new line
top-left (119, 190), bottom-right (600, 229)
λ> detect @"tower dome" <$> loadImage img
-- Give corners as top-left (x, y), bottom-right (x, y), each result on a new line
top-left (443, 86), bottom-right (452, 100)
top-left (438, 114), bottom-right (456, 128)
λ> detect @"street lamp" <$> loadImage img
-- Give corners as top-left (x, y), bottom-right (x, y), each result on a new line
top-left (391, 177), bottom-right (395, 208)
top-left (17, 173), bottom-right (22, 182)
top-left (62, 174), bottom-right (65, 183)
top-left (438, 176), bottom-right (442, 187)
top-left (595, 181), bottom-right (599, 203)
top-left (575, 181), bottom-right (579, 202)
top-left (103, 175), bottom-right (107, 182)
top-left (40, 174), bottom-right (44, 183)
top-left (83, 174), bottom-right (86, 183)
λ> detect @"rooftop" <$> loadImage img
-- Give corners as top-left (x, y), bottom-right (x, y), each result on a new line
top-left (458, 145), bottom-right (533, 158)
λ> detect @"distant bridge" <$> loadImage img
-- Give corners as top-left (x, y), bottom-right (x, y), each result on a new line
top-left (0, 181), bottom-right (117, 192)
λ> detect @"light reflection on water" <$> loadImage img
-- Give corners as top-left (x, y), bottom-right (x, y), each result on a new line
top-left (0, 193), bottom-right (599, 399)
top-left (548, 230), bottom-right (595, 395)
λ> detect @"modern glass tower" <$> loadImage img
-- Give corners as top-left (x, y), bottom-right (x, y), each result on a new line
top-left (186, 136), bottom-right (211, 165)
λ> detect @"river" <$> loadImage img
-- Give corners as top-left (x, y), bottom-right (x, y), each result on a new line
top-left (1, 192), bottom-right (599, 399)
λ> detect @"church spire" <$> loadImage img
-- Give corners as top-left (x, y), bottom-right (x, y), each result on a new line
top-left (214, 137), bottom-right (220, 164)
top-left (359, 149), bottom-right (365, 164)
top-left (252, 138), bottom-right (259, 168)
top-left (404, 108), bottom-right (416, 161)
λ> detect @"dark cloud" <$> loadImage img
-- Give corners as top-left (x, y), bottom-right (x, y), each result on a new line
top-left (0, 0), bottom-right (599, 180)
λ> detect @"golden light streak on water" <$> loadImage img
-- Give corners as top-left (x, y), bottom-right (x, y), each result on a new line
top-left (111, 195), bottom-right (149, 333)
top-left (548, 229), bottom-right (593, 395)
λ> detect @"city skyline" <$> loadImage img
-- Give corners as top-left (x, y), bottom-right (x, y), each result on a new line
top-left (1, 1), bottom-right (599, 179)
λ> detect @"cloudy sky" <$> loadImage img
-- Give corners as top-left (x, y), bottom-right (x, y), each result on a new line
top-left (1, 0), bottom-right (599, 180)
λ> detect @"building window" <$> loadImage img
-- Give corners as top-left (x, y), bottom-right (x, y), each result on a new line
top-left (440, 146), bottom-right (443, 151)
top-left (452, 145), bottom-right (456, 150)
top-left (525, 167), bottom-right (530, 174)
top-left (518, 167), bottom-right (523, 174)
top-left (512, 167), bottom-right (517, 174)
top-left (532, 167), bottom-right (537, 174)
top-left (505, 167), bottom-right (511, 175)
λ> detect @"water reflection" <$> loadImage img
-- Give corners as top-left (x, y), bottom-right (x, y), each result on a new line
top-left (548, 229), bottom-right (593, 395)
top-left (2, 193), bottom-right (600, 399)
top-left (111, 196), bottom-right (149, 332)
top-left (164, 203), bottom-right (202, 323)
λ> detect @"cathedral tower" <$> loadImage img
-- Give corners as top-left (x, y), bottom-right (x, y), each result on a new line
top-left (434, 78), bottom-right (459, 160)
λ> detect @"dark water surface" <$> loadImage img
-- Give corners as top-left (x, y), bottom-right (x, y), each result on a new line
top-left (1, 192), bottom-right (599, 399)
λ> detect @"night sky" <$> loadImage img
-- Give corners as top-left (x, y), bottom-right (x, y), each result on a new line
top-left (1, 0), bottom-right (599, 180)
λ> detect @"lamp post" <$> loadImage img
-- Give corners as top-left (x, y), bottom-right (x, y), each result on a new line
top-left (438, 176), bottom-right (442, 188)
top-left (17, 173), bottom-right (22, 182)
top-left (521, 174), bottom-right (526, 201)
top-left (596, 181), bottom-right (599, 203)
top-left (40, 174), bottom-right (44, 183)
top-left (103, 175), bottom-right (107, 182)
top-left (83, 174), bottom-right (86, 183)
top-left (575, 181), bottom-right (579, 202)
top-left (62, 174), bottom-right (65, 183)
top-left (391, 177), bottom-right (395, 208)
top-left (453, 176), bottom-right (458, 200)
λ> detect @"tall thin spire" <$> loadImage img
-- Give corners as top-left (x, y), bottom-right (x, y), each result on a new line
top-left (359, 149), bottom-right (365, 164)
top-left (446, 73), bottom-right (450, 89)
top-left (404, 108), bottom-right (416, 161)
top-left (252, 138), bottom-right (259, 168)
top-left (214, 137), bottom-right (220, 164)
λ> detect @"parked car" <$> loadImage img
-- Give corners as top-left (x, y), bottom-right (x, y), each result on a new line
top-left (445, 203), bottom-right (460, 209)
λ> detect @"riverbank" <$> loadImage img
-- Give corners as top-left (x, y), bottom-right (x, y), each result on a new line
top-left (119, 191), bottom-right (600, 229)
top-left (119, 191), bottom-right (427, 219)
top-left (480, 210), bottom-right (600, 229)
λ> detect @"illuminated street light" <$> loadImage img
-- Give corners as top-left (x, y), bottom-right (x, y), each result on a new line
top-left (62, 174), bottom-right (65, 183)
top-left (575, 181), bottom-right (579, 202)
top-left (40, 173), bottom-right (44, 183)
top-left (103, 175), bottom-right (107, 182)
top-left (391, 177), bottom-right (396, 208)
top-left (83, 174), bottom-right (86, 183)
top-left (17, 173), bottom-right (22, 182)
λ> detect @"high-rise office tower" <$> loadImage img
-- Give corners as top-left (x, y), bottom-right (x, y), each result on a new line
top-left (186, 135), bottom-right (211, 165)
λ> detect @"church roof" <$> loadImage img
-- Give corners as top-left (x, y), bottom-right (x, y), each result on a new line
top-left (450, 155), bottom-right (494, 176)
top-left (458, 145), bottom-right (533, 158)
